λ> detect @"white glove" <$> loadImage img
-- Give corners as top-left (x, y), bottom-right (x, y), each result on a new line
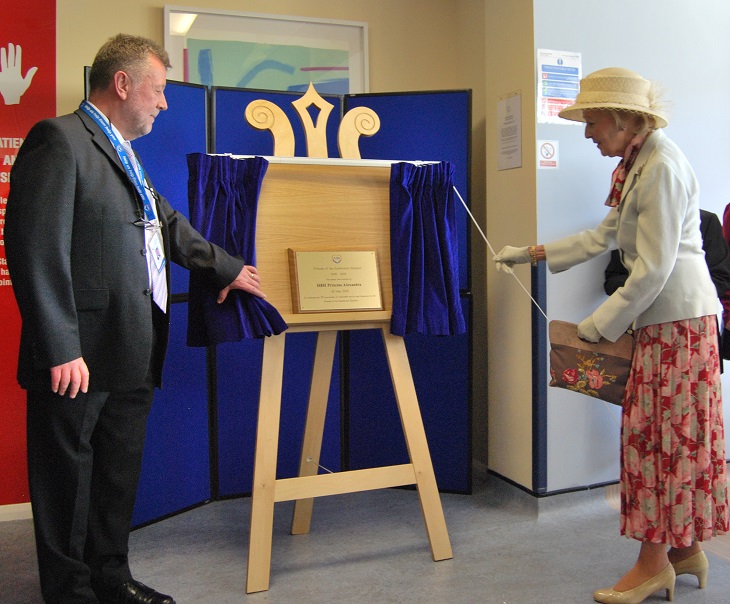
top-left (577, 316), bottom-right (602, 343)
top-left (493, 245), bottom-right (531, 273)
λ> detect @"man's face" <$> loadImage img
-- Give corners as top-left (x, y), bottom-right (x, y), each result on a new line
top-left (122, 54), bottom-right (168, 141)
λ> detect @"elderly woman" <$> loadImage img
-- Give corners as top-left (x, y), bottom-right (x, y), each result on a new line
top-left (495, 67), bottom-right (729, 603)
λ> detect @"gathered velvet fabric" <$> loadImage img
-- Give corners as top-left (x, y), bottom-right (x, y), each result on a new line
top-left (389, 161), bottom-right (466, 336)
top-left (186, 153), bottom-right (287, 345)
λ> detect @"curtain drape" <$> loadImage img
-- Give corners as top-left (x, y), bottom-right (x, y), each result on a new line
top-left (186, 153), bottom-right (287, 346)
top-left (389, 161), bottom-right (466, 336)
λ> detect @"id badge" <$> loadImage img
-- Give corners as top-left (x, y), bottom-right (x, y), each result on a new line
top-left (149, 231), bottom-right (166, 272)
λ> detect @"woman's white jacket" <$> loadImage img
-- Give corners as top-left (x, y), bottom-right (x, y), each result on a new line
top-left (544, 128), bottom-right (717, 342)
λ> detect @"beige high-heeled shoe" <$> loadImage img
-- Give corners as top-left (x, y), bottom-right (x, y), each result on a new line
top-left (672, 550), bottom-right (708, 588)
top-left (593, 564), bottom-right (675, 603)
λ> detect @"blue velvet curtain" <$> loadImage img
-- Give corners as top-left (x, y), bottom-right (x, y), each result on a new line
top-left (389, 161), bottom-right (466, 336)
top-left (186, 153), bottom-right (287, 345)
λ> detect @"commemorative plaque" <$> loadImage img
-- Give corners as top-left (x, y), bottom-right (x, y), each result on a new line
top-left (288, 250), bottom-right (383, 313)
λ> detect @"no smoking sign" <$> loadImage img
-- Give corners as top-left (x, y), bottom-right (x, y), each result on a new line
top-left (537, 140), bottom-right (559, 169)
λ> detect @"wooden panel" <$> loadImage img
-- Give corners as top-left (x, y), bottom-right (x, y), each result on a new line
top-left (255, 163), bottom-right (392, 325)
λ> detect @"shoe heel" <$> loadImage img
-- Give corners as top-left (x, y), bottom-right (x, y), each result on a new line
top-left (695, 566), bottom-right (708, 589)
top-left (672, 550), bottom-right (709, 589)
top-left (665, 569), bottom-right (676, 602)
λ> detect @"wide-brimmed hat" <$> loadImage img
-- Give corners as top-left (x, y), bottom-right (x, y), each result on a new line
top-left (558, 67), bottom-right (668, 128)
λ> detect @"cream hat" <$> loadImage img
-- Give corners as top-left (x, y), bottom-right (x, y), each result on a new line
top-left (558, 67), bottom-right (668, 128)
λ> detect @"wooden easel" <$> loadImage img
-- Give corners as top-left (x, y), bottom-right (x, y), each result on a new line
top-left (241, 86), bottom-right (453, 593)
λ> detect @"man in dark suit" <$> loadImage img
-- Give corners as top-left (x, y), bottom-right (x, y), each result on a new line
top-left (5, 34), bottom-right (264, 604)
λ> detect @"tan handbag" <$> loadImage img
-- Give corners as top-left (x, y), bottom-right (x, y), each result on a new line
top-left (548, 320), bottom-right (635, 406)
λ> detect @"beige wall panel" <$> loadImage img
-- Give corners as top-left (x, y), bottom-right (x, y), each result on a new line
top-left (57, 0), bottom-right (464, 114)
top-left (484, 0), bottom-right (536, 488)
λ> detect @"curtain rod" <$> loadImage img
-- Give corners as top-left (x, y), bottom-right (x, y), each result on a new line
top-left (210, 154), bottom-right (441, 168)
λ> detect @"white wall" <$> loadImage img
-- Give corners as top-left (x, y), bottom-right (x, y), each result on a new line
top-left (533, 0), bottom-right (730, 491)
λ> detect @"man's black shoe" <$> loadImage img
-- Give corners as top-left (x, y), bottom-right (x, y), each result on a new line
top-left (98, 579), bottom-right (176, 604)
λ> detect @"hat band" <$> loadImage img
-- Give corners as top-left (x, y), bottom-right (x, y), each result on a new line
top-left (575, 90), bottom-right (653, 111)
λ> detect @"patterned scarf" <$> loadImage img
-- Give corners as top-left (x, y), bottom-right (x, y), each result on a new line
top-left (605, 131), bottom-right (650, 207)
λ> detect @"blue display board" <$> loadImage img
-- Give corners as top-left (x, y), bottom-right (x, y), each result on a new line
top-left (132, 82), bottom-right (211, 526)
top-left (348, 297), bottom-right (471, 493)
top-left (133, 303), bottom-right (210, 526)
top-left (344, 91), bottom-right (472, 493)
top-left (214, 338), bottom-right (262, 497)
top-left (345, 90), bottom-right (471, 291)
top-left (216, 332), bottom-right (342, 496)
top-left (133, 81), bottom-right (208, 294)
top-left (133, 82), bottom-right (473, 524)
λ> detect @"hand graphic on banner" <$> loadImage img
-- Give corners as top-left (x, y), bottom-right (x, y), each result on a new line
top-left (0, 42), bottom-right (38, 105)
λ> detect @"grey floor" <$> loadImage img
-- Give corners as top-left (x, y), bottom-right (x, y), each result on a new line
top-left (3, 473), bottom-right (730, 603)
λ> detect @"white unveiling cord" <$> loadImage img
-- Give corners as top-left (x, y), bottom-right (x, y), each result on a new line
top-left (452, 186), bottom-right (548, 321)
top-left (453, 186), bottom-right (622, 429)
top-left (306, 457), bottom-right (334, 474)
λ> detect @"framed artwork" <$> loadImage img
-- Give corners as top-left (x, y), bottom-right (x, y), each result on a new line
top-left (163, 5), bottom-right (369, 94)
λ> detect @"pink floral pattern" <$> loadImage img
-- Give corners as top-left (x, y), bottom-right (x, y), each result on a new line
top-left (555, 351), bottom-right (624, 400)
top-left (563, 368), bottom-right (579, 384)
top-left (620, 316), bottom-right (729, 547)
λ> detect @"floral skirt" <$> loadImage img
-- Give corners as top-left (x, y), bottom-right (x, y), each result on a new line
top-left (620, 316), bottom-right (729, 547)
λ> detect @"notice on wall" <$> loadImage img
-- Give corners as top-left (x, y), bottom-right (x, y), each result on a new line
top-left (537, 140), bottom-right (559, 170)
top-left (497, 91), bottom-right (521, 171)
top-left (537, 49), bottom-right (581, 125)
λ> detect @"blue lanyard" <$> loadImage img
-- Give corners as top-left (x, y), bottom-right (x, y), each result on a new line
top-left (79, 100), bottom-right (157, 223)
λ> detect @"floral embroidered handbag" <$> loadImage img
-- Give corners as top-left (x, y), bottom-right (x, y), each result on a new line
top-left (548, 320), bottom-right (635, 406)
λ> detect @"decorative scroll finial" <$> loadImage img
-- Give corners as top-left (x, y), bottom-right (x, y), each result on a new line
top-left (338, 107), bottom-right (381, 159)
top-left (244, 100), bottom-right (295, 157)
top-left (291, 82), bottom-right (334, 158)
top-left (243, 82), bottom-right (380, 159)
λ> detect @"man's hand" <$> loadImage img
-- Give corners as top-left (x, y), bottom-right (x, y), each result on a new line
top-left (0, 43), bottom-right (38, 105)
top-left (51, 357), bottom-right (90, 399)
top-left (217, 264), bottom-right (266, 303)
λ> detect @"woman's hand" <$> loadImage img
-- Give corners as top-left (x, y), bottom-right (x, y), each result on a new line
top-left (493, 245), bottom-right (531, 273)
top-left (577, 316), bottom-right (602, 343)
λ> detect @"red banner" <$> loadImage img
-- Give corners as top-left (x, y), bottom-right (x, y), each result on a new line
top-left (0, 0), bottom-right (56, 505)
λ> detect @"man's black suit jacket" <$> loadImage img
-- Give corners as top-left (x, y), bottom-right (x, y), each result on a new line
top-left (6, 108), bottom-right (244, 391)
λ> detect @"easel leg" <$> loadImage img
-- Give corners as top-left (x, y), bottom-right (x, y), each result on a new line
top-left (291, 330), bottom-right (338, 535)
top-left (246, 333), bottom-right (286, 594)
top-left (381, 328), bottom-right (453, 561)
